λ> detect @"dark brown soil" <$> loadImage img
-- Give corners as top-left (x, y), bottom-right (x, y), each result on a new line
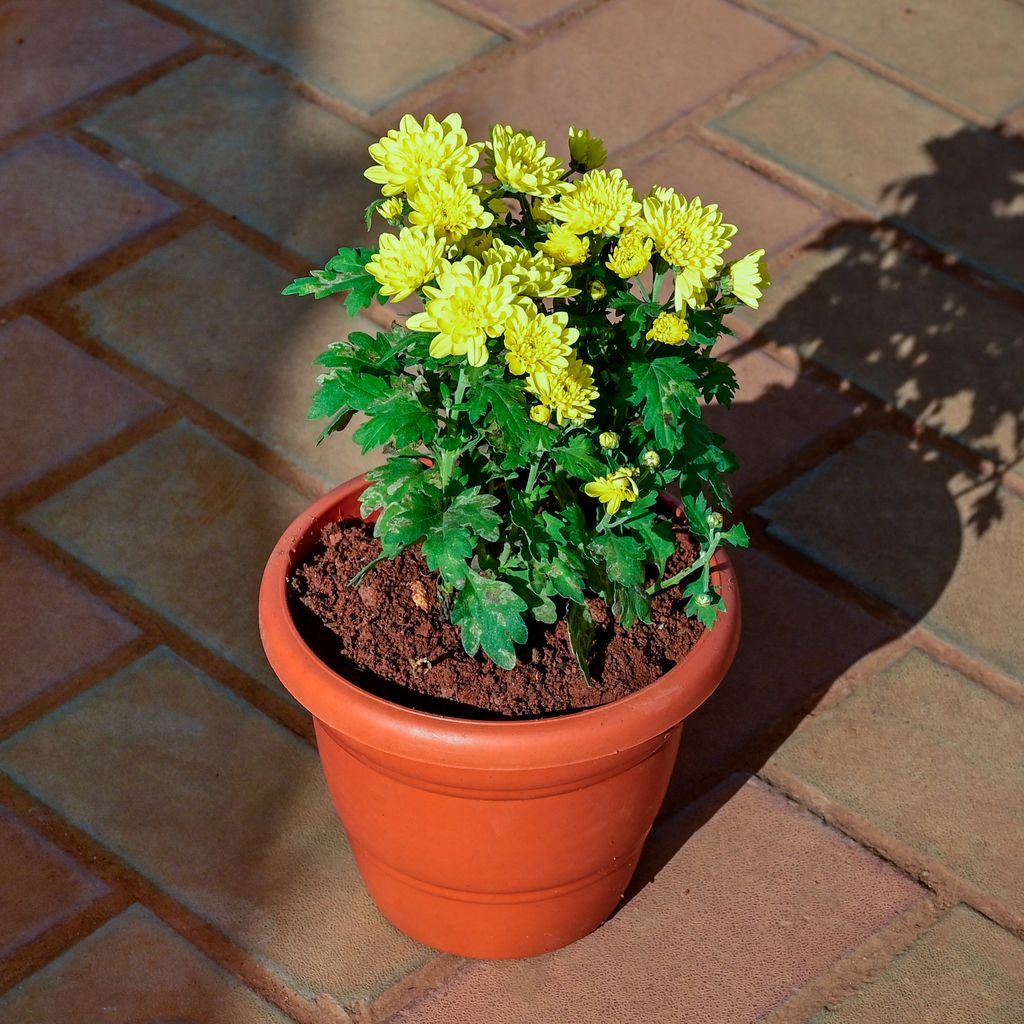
top-left (289, 520), bottom-right (705, 719)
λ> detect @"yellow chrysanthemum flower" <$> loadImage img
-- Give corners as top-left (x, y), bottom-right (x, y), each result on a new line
top-left (502, 306), bottom-right (577, 377)
top-left (482, 239), bottom-right (579, 298)
top-left (530, 404), bottom-right (552, 424)
top-left (377, 196), bottom-right (405, 221)
top-left (536, 224), bottom-right (590, 266)
top-left (461, 229), bottom-right (495, 260)
top-left (674, 270), bottom-right (708, 312)
top-left (728, 249), bottom-right (771, 308)
top-left (405, 256), bottom-right (519, 367)
top-left (486, 125), bottom-right (565, 199)
top-left (365, 113), bottom-right (482, 197)
top-left (646, 311), bottom-right (689, 345)
top-left (407, 171), bottom-right (493, 243)
top-left (568, 126), bottom-right (606, 171)
top-left (598, 430), bottom-right (619, 449)
top-left (526, 356), bottom-right (599, 425)
top-left (365, 226), bottom-right (446, 303)
top-left (583, 467), bottom-right (640, 515)
top-left (588, 279), bottom-right (608, 301)
top-left (548, 169), bottom-right (641, 236)
top-left (642, 187), bottom-right (736, 307)
top-left (605, 227), bottom-right (653, 279)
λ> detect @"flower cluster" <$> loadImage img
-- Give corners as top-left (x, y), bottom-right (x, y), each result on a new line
top-left (286, 115), bottom-right (767, 672)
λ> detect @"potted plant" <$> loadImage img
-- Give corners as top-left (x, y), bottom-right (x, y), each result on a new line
top-left (259, 114), bottom-right (769, 958)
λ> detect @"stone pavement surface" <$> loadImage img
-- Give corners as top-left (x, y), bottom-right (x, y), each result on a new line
top-left (0, 1), bottom-right (1021, 1021)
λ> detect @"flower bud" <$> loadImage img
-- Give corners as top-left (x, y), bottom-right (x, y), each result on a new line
top-left (706, 512), bottom-right (723, 530)
top-left (530, 404), bottom-right (552, 424)
top-left (588, 279), bottom-right (608, 301)
top-left (598, 430), bottom-right (619, 449)
top-left (641, 450), bottom-right (661, 469)
top-left (695, 592), bottom-right (713, 607)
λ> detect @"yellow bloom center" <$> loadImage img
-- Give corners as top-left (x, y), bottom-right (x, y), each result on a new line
top-left (646, 311), bottom-right (689, 345)
top-left (536, 224), bottom-right (590, 266)
top-left (364, 226), bottom-right (446, 303)
top-left (525, 356), bottom-right (599, 425)
top-left (407, 171), bottom-right (493, 243)
top-left (502, 306), bottom-right (576, 377)
top-left (548, 169), bottom-right (641, 236)
top-left (606, 227), bottom-right (653, 278)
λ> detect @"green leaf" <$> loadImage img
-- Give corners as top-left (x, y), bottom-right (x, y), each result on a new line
top-left (695, 357), bottom-right (738, 406)
top-left (566, 601), bottom-right (595, 683)
top-left (723, 522), bottom-right (749, 547)
top-left (625, 512), bottom-right (677, 575)
top-left (352, 391), bottom-right (436, 453)
top-left (451, 571), bottom-right (529, 670)
top-left (282, 247), bottom-right (383, 315)
top-left (591, 533), bottom-right (646, 588)
top-left (419, 488), bottom-right (501, 586)
top-left (613, 583), bottom-right (652, 630)
top-left (309, 372), bottom-right (389, 420)
top-left (364, 196), bottom-right (388, 229)
top-left (628, 356), bottom-right (702, 451)
top-left (549, 434), bottom-right (606, 481)
top-left (539, 558), bottom-right (586, 604)
top-left (421, 530), bottom-right (474, 587)
top-left (464, 377), bottom-right (533, 449)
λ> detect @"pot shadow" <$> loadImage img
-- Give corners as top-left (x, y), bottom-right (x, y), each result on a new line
top-left (619, 123), bottom-right (1023, 907)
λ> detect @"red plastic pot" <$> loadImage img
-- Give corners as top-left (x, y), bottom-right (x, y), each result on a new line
top-left (259, 473), bottom-right (740, 959)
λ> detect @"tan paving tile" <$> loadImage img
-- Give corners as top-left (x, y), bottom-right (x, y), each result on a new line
top-left (22, 423), bottom-right (307, 690)
top-left (625, 137), bottom-right (829, 256)
top-left (758, 431), bottom-right (1024, 683)
top-left (158, 0), bottom-right (501, 113)
top-left (420, 0), bottom-right (801, 155)
top-left (774, 649), bottom-right (1024, 913)
top-left (391, 777), bottom-right (921, 1023)
top-left (0, 0), bottom-right (190, 136)
top-left (73, 225), bottom-right (378, 485)
top-left (461, 0), bottom-right (583, 31)
top-left (0, 317), bottom-right (162, 494)
top-left (0, 650), bottom-right (432, 1006)
top-left (754, 0), bottom-right (1024, 118)
top-left (738, 228), bottom-right (1024, 475)
top-left (0, 135), bottom-right (178, 305)
top-left (0, 532), bottom-right (139, 718)
top-left (813, 905), bottom-right (1024, 1024)
top-left (0, 807), bottom-right (108, 958)
top-left (0, 904), bottom-right (290, 1022)
top-left (86, 55), bottom-right (379, 262)
top-left (714, 57), bottom-right (1024, 290)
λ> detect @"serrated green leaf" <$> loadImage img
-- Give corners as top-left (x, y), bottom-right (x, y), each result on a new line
top-left (352, 391), bottom-right (436, 453)
top-left (625, 512), bottom-right (677, 575)
top-left (451, 571), bottom-right (529, 670)
top-left (308, 373), bottom-right (389, 420)
top-left (567, 601), bottom-right (595, 683)
top-left (421, 530), bottom-right (474, 587)
top-left (364, 196), bottom-right (388, 229)
top-left (628, 356), bottom-right (702, 451)
top-left (464, 377), bottom-right (533, 449)
top-left (613, 583), bottom-right (652, 630)
top-left (540, 558), bottom-right (586, 604)
top-left (550, 434), bottom-right (606, 481)
top-left (591, 533), bottom-right (646, 588)
top-left (723, 522), bottom-right (749, 547)
top-left (283, 247), bottom-right (383, 312)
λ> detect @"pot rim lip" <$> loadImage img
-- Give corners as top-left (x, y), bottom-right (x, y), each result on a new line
top-left (259, 473), bottom-right (740, 770)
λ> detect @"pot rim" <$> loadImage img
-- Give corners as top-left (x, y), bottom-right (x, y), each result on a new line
top-left (259, 473), bottom-right (740, 771)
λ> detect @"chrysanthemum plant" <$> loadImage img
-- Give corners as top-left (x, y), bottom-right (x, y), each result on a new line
top-left (285, 115), bottom-right (769, 674)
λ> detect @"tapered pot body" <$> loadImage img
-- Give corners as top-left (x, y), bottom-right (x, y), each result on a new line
top-left (259, 474), bottom-right (740, 959)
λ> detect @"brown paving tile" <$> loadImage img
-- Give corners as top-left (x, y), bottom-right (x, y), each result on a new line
top-left (0, 135), bottom-right (178, 306)
top-left (753, 0), bottom-right (1024, 118)
top-left (420, 0), bottom-right (801, 155)
top-left (0, 904), bottom-right (291, 1022)
top-left (158, 0), bottom-right (501, 113)
top-left (461, 0), bottom-right (583, 31)
top-left (0, 317), bottom-right (162, 494)
top-left (738, 227), bottom-right (1024, 475)
top-left (758, 431), bottom-right (1024, 684)
top-left (714, 57), bottom-right (1024, 291)
top-left (704, 342), bottom-right (854, 496)
top-left (0, 807), bottom-right (108, 959)
top-left (625, 137), bottom-right (830, 256)
top-left (391, 777), bottom-right (922, 1023)
top-left (85, 55), bottom-right (379, 263)
top-left (773, 650), bottom-right (1024, 913)
top-left (813, 905), bottom-right (1024, 1023)
top-left (667, 546), bottom-right (898, 805)
top-left (0, 0), bottom-right (190, 136)
top-left (0, 532), bottom-right (139, 719)
top-left (73, 225), bottom-right (377, 485)
top-left (0, 650), bottom-right (431, 1006)
top-left (22, 422), bottom-right (307, 690)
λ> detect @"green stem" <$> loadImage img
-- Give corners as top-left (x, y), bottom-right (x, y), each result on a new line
top-left (450, 367), bottom-right (468, 428)
top-left (647, 535), bottom-right (718, 596)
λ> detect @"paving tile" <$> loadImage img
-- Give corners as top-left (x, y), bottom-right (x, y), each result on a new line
top-left (813, 905), bottom-right (1024, 1024)
top-left (668, 546), bottom-right (897, 803)
top-left (0, 650), bottom-right (431, 1006)
top-left (421, 0), bottom-right (801, 155)
top-left (714, 57), bottom-right (1024, 291)
top-left (753, 0), bottom-right (1024, 118)
top-left (758, 431), bottom-right (1024, 683)
top-left (0, 135), bottom-right (178, 305)
top-left (0, 807), bottom-right (108, 959)
top-left (704, 342), bottom-right (853, 496)
top-left (74, 225), bottom-right (378, 485)
top-left (0, 317), bottom-right (162, 494)
top-left (0, 0), bottom-right (190, 136)
top-left (462, 0), bottom-right (583, 31)
top-left (22, 422), bottom-right (308, 690)
top-left (738, 228), bottom-right (1024, 475)
top-left (86, 55), bottom-right (380, 262)
top-left (0, 532), bottom-right (139, 718)
top-left (774, 650), bottom-right (1024, 913)
top-left (625, 137), bottom-right (829, 256)
top-left (158, 0), bottom-right (501, 113)
top-left (391, 777), bottom-right (922, 1023)
top-left (0, 904), bottom-right (290, 1022)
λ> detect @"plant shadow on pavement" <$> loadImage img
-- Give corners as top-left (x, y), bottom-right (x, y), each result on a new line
top-left (621, 123), bottom-right (1024, 907)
